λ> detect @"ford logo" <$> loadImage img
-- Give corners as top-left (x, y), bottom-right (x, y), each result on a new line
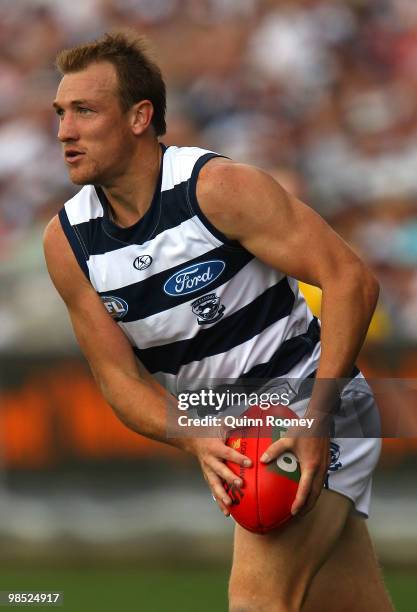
top-left (164, 260), bottom-right (225, 296)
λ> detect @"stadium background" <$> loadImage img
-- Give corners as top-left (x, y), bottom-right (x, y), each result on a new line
top-left (0, 0), bottom-right (416, 610)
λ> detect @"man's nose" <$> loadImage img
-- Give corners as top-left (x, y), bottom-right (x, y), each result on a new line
top-left (57, 113), bottom-right (79, 142)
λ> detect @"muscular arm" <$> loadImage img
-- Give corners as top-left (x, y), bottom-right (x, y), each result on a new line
top-left (197, 160), bottom-right (379, 514)
top-left (43, 215), bottom-right (249, 514)
top-left (197, 161), bottom-right (379, 383)
top-left (43, 216), bottom-right (177, 445)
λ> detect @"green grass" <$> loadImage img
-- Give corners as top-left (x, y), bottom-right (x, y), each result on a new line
top-left (0, 567), bottom-right (228, 612)
top-left (0, 567), bottom-right (415, 611)
top-left (384, 571), bottom-right (417, 612)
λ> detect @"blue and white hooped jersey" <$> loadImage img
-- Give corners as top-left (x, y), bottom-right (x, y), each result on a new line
top-left (59, 144), bottom-right (321, 396)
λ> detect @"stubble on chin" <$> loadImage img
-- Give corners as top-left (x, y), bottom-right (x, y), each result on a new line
top-left (68, 163), bottom-right (102, 186)
top-left (70, 173), bottom-right (99, 186)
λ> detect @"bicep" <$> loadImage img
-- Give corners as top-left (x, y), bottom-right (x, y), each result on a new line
top-left (198, 163), bottom-right (365, 288)
top-left (240, 189), bottom-right (360, 288)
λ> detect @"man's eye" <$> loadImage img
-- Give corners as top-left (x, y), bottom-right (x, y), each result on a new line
top-left (55, 108), bottom-right (64, 117)
top-left (78, 107), bottom-right (92, 114)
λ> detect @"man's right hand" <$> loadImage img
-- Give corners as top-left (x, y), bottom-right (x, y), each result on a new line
top-left (185, 437), bottom-right (252, 516)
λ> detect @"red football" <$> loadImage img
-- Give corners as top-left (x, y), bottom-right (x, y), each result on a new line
top-left (224, 404), bottom-right (301, 534)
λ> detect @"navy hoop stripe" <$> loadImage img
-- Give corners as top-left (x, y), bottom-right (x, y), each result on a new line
top-left (58, 208), bottom-right (90, 279)
top-left (133, 278), bottom-right (295, 374)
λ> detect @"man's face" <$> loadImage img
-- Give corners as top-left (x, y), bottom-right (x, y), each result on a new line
top-left (53, 61), bottom-right (135, 186)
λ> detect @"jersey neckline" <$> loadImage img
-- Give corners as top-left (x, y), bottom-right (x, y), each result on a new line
top-left (94, 142), bottom-right (167, 245)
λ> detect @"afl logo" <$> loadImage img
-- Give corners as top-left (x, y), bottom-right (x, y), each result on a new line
top-left (101, 295), bottom-right (128, 321)
top-left (133, 255), bottom-right (152, 270)
top-left (164, 260), bottom-right (225, 296)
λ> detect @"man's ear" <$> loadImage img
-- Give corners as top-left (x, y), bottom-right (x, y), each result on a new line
top-left (130, 100), bottom-right (154, 135)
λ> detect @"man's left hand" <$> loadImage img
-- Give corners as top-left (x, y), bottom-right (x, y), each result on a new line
top-left (260, 430), bottom-right (331, 517)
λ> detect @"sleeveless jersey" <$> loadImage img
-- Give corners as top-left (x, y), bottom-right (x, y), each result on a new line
top-left (59, 144), bottom-right (321, 396)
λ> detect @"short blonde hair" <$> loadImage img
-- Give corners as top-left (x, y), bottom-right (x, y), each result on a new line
top-left (55, 31), bottom-right (166, 136)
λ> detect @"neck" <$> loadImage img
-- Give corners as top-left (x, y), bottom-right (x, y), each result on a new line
top-left (103, 137), bottom-right (162, 228)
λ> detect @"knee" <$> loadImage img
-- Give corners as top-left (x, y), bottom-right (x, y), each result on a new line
top-left (229, 599), bottom-right (267, 612)
top-left (229, 586), bottom-right (300, 612)
top-left (229, 565), bottom-right (305, 612)
top-left (229, 600), bottom-right (299, 612)
top-left (229, 605), bottom-right (251, 612)
top-left (228, 582), bottom-right (266, 612)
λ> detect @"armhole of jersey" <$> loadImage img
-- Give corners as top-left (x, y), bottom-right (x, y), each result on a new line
top-left (187, 152), bottom-right (244, 250)
top-left (58, 208), bottom-right (90, 280)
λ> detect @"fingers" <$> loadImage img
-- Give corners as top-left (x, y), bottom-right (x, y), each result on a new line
top-left (295, 465), bottom-right (328, 517)
top-left (207, 456), bottom-right (243, 487)
top-left (203, 465), bottom-right (232, 516)
top-left (259, 437), bottom-right (329, 517)
top-left (295, 442), bottom-right (330, 516)
top-left (199, 439), bottom-right (252, 517)
top-left (221, 445), bottom-right (252, 468)
top-left (290, 467), bottom-right (316, 516)
top-left (203, 453), bottom-right (245, 516)
top-left (199, 438), bottom-right (252, 467)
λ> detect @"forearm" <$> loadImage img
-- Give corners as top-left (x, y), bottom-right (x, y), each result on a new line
top-left (306, 267), bottom-right (379, 418)
top-left (318, 268), bottom-right (379, 378)
top-left (96, 368), bottom-right (191, 453)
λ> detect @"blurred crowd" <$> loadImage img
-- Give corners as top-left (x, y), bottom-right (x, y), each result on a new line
top-left (0, 0), bottom-right (417, 351)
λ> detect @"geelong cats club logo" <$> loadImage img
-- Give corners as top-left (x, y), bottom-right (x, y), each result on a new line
top-left (164, 260), bottom-right (225, 296)
top-left (328, 442), bottom-right (342, 471)
top-left (324, 442), bottom-right (343, 489)
top-left (191, 292), bottom-right (225, 325)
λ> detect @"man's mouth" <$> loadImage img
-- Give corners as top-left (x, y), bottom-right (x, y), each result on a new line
top-left (64, 149), bottom-right (85, 163)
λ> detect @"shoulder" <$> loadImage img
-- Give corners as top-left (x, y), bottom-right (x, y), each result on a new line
top-left (198, 158), bottom-right (289, 200)
top-left (196, 159), bottom-right (290, 240)
top-left (43, 214), bottom-right (71, 293)
top-left (43, 214), bottom-right (64, 254)
top-left (43, 213), bottom-right (75, 275)
top-left (43, 214), bottom-right (90, 304)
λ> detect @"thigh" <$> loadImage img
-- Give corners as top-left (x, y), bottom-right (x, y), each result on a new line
top-left (229, 489), bottom-right (352, 612)
top-left (303, 514), bottom-right (394, 612)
